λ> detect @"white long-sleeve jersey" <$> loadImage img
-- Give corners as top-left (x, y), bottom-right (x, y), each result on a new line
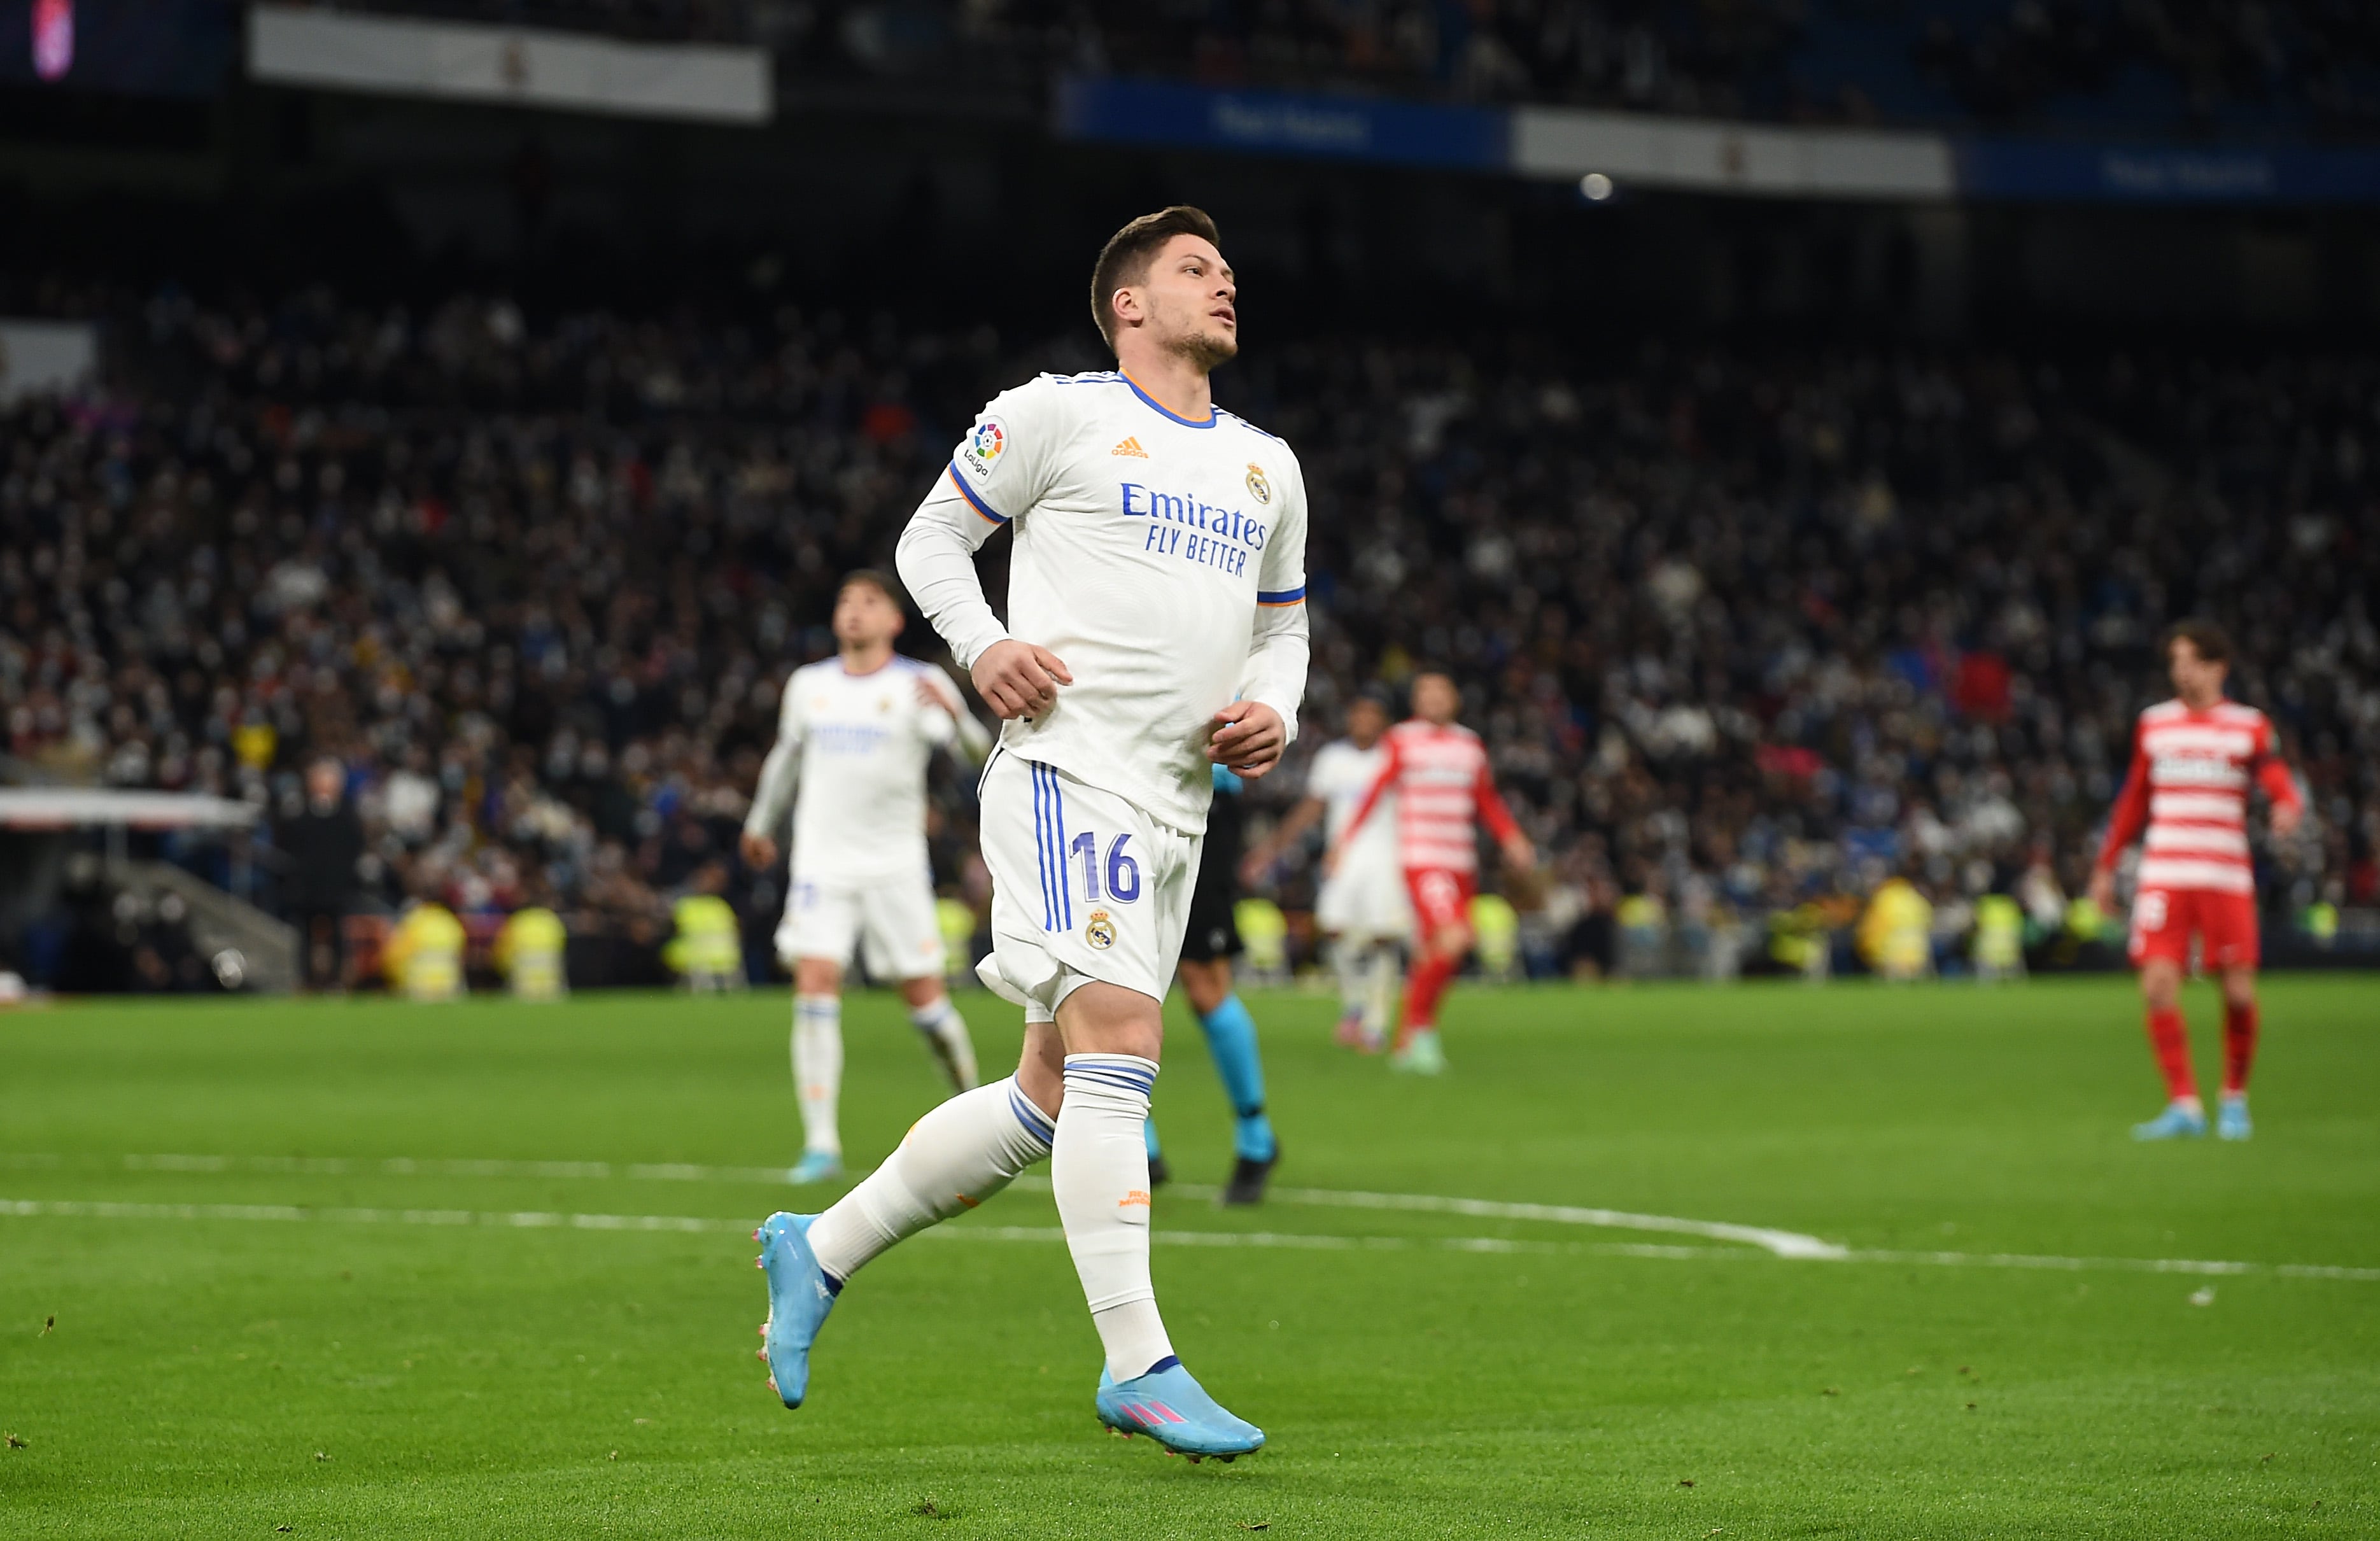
top-left (895, 370), bottom-right (1310, 834)
top-left (743, 655), bottom-right (991, 883)
top-left (1305, 737), bottom-right (1400, 878)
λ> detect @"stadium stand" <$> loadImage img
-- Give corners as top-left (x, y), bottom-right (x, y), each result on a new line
top-left (3, 285), bottom-right (2371, 990)
top-left (326, 0), bottom-right (2380, 133)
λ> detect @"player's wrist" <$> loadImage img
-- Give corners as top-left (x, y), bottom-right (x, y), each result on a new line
top-left (961, 632), bottom-right (1017, 672)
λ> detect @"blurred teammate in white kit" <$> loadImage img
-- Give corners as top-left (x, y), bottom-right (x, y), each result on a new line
top-left (1242, 687), bottom-right (1409, 1051)
top-left (739, 570), bottom-right (992, 1184)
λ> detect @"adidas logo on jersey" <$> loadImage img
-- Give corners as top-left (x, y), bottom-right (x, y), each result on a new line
top-left (1111, 436), bottom-right (1149, 458)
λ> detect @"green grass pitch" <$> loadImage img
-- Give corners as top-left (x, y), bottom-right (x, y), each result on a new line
top-left (3, 976), bottom-right (2376, 1538)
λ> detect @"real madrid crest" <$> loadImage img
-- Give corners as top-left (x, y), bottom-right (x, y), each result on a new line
top-left (1085, 909), bottom-right (1117, 950)
top-left (1244, 463), bottom-right (1272, 505)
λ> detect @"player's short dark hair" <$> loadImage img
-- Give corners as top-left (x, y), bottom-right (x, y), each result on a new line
top-left (1089, 206), bottom-right (1223, 353)
top-left (2165, 619), bottom-right (2232, 666)
top-left (838, 568), bottom-right (903, 607)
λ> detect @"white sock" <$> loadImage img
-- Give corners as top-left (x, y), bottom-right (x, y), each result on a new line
top-left (1054, 1053), bottom-right (1174, 1381)
top-left (909, 994), bottom-right (980, 1093)
top-left (1366, 944), bottom-right (1402, 1036)
top-left (806, 1075), bottom-right (1054, 1283)
top-left (1330, 934), bottom-right (1369, 1018)
top-left (792, 993), bottom-right (843, 1156)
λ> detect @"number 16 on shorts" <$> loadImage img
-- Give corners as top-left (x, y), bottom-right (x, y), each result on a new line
top-left (981, 754), bottom-right (1201, 1003)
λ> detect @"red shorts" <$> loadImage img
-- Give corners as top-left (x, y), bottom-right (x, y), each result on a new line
top-left (2128, 887), bottom-right (2259, 969)
top-left (1404, 867), bottom-right (1477, 937)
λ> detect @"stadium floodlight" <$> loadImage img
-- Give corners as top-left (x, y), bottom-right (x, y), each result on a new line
top-left (1579, 172), bottom-right (1616, 202)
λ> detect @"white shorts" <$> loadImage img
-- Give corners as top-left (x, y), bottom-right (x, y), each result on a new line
top-left (976, 752), bottom-right (1201, 1018)
top-left (774, 866), bottom-right (946, 982)
top-left (1316, 850), bottom-right (1412, 939)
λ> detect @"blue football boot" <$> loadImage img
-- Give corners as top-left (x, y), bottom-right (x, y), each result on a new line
top-left (2132, 1101), bottom-right (2207, 1141)
top-left (754, 1211), bottom-right (836, 1408)
top-left (2216, 1094), bottom-right (2253, 1142)
top-left (1095, 1358), bottom-right (1265, 1461)
top-left (787, 1150), bottom-right (844, 1185)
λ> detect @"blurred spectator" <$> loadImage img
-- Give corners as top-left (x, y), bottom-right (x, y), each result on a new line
top-left (278, 755), bottom-right (366, 990)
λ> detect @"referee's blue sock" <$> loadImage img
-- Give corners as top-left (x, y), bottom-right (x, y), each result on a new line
top-left (1198, 994), bottom-right (1276, 1162)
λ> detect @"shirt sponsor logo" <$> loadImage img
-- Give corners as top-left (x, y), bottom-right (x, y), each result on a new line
top-left (960, 418), bottom-right (1006, 479)
top-left (1245, 462), bottom-right (1271, 504)
top-left (1118, 480), bottom-right (1269, 578)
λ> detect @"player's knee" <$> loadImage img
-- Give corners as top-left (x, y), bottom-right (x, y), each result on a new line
top-left (2139, 968), bottom-right (2179, 1009)
top-left (1053, 981), bottom-right (1165, 1062)
top-left (794, 958), bottom-right (843, 995)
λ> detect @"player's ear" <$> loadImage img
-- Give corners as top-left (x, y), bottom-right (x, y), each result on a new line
top-left (1110, 286), bottom-right (1142, 332)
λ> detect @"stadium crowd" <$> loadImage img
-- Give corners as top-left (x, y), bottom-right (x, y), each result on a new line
top-left (325, 0), bottom-right (2380, 130)
top-left (1915, 1), bottom-right (2380, 133)
top-left (1, 284), bottom-right (2372, 988)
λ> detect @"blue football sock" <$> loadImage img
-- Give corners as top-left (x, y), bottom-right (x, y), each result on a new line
top-left (1198, 994), bottom-right (1276, 1162)
top-left (1143, 1117), bottom-right (1163, 1162)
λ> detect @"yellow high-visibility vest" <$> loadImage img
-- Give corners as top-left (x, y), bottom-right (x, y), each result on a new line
top-left (496, 906), bottom-right (568, 999)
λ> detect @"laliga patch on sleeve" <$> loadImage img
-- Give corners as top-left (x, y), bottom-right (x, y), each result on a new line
top-left (959, 418), bottom-right (1007, 480)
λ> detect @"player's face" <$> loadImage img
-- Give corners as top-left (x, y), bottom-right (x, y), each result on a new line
top-left (2169, 639), bottom-right (2223, 702)
top-left (1348, 698), bottom-right (1388, 747)
top-left (1131, 235), bottom-right (1237, 370)
top-left (1412, 674), bottom-right (1458, 725)
top-left (833, 583), bottom-right (903, 649)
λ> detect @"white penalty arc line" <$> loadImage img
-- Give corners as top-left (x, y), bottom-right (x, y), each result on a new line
top-left (0, 1152), bottom-right (1845, 1260)
top-left (3, 1199), bottom-right (2377, 1284)
top-left (1008, 1174), bottom-right (1845, 1260)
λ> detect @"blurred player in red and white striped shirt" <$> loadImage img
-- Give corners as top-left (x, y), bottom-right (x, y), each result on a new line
top-left (1332, 670), bottom-right (1533, 1074)
top-left (2090, 622), bottom-right (2304, 1143)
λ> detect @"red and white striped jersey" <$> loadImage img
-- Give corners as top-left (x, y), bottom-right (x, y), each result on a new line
top-left (2095, 699), bottom-right (2300, 896)
top-left (1341, 719), bottom-right (1521, 873)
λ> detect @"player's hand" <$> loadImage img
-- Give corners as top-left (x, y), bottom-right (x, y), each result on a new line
top-left (2087, 868), bottom-right (2115, 913)
top-left (914, 673), bottom-right (962, 717)
top-left (739, 831), bottom-right (778, 870)
top-left (1501, 833), bottom-right (1537, 873)
top-left (1207, 701), bottom-right (1286, 776)
top-left (2271, 801), bottom-right (2305, 838)
top-left (973, 640), bottom-right (1072, 720)
top-left (1320, 845), bottom-right (1342, 880)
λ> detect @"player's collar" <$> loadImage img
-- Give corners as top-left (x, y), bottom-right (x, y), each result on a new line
top-left (1119, 369), bottom-right (1216, 429)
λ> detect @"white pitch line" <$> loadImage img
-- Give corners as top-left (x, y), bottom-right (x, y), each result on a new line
top-left (3, 1197), bottom-right (2377, 1283)
top-left (0, 1151), bottom-right (797, 1185)
top-left (0, 1152), bottom-right (1843, 1259)
top-left (1007, 1174), bottom-right (1845, 1259)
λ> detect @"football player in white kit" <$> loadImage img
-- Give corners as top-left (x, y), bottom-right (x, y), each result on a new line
top-left (752, 206), bottom-right (1307, 1461)
top-left (738, 570), bottom-right (992, 1185)
top-left (1241, 687), bottom-right (1409, 1051)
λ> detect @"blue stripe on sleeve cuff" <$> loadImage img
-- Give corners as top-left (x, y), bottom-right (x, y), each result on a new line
top-left (1257, 584), bottom-right (1306, 605)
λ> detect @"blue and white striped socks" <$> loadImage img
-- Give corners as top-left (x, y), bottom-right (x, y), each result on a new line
top-left (1054, 1053), bottom-right (1176, 1380)
top-left (806, 1074), bottom-right (1055, 1285)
